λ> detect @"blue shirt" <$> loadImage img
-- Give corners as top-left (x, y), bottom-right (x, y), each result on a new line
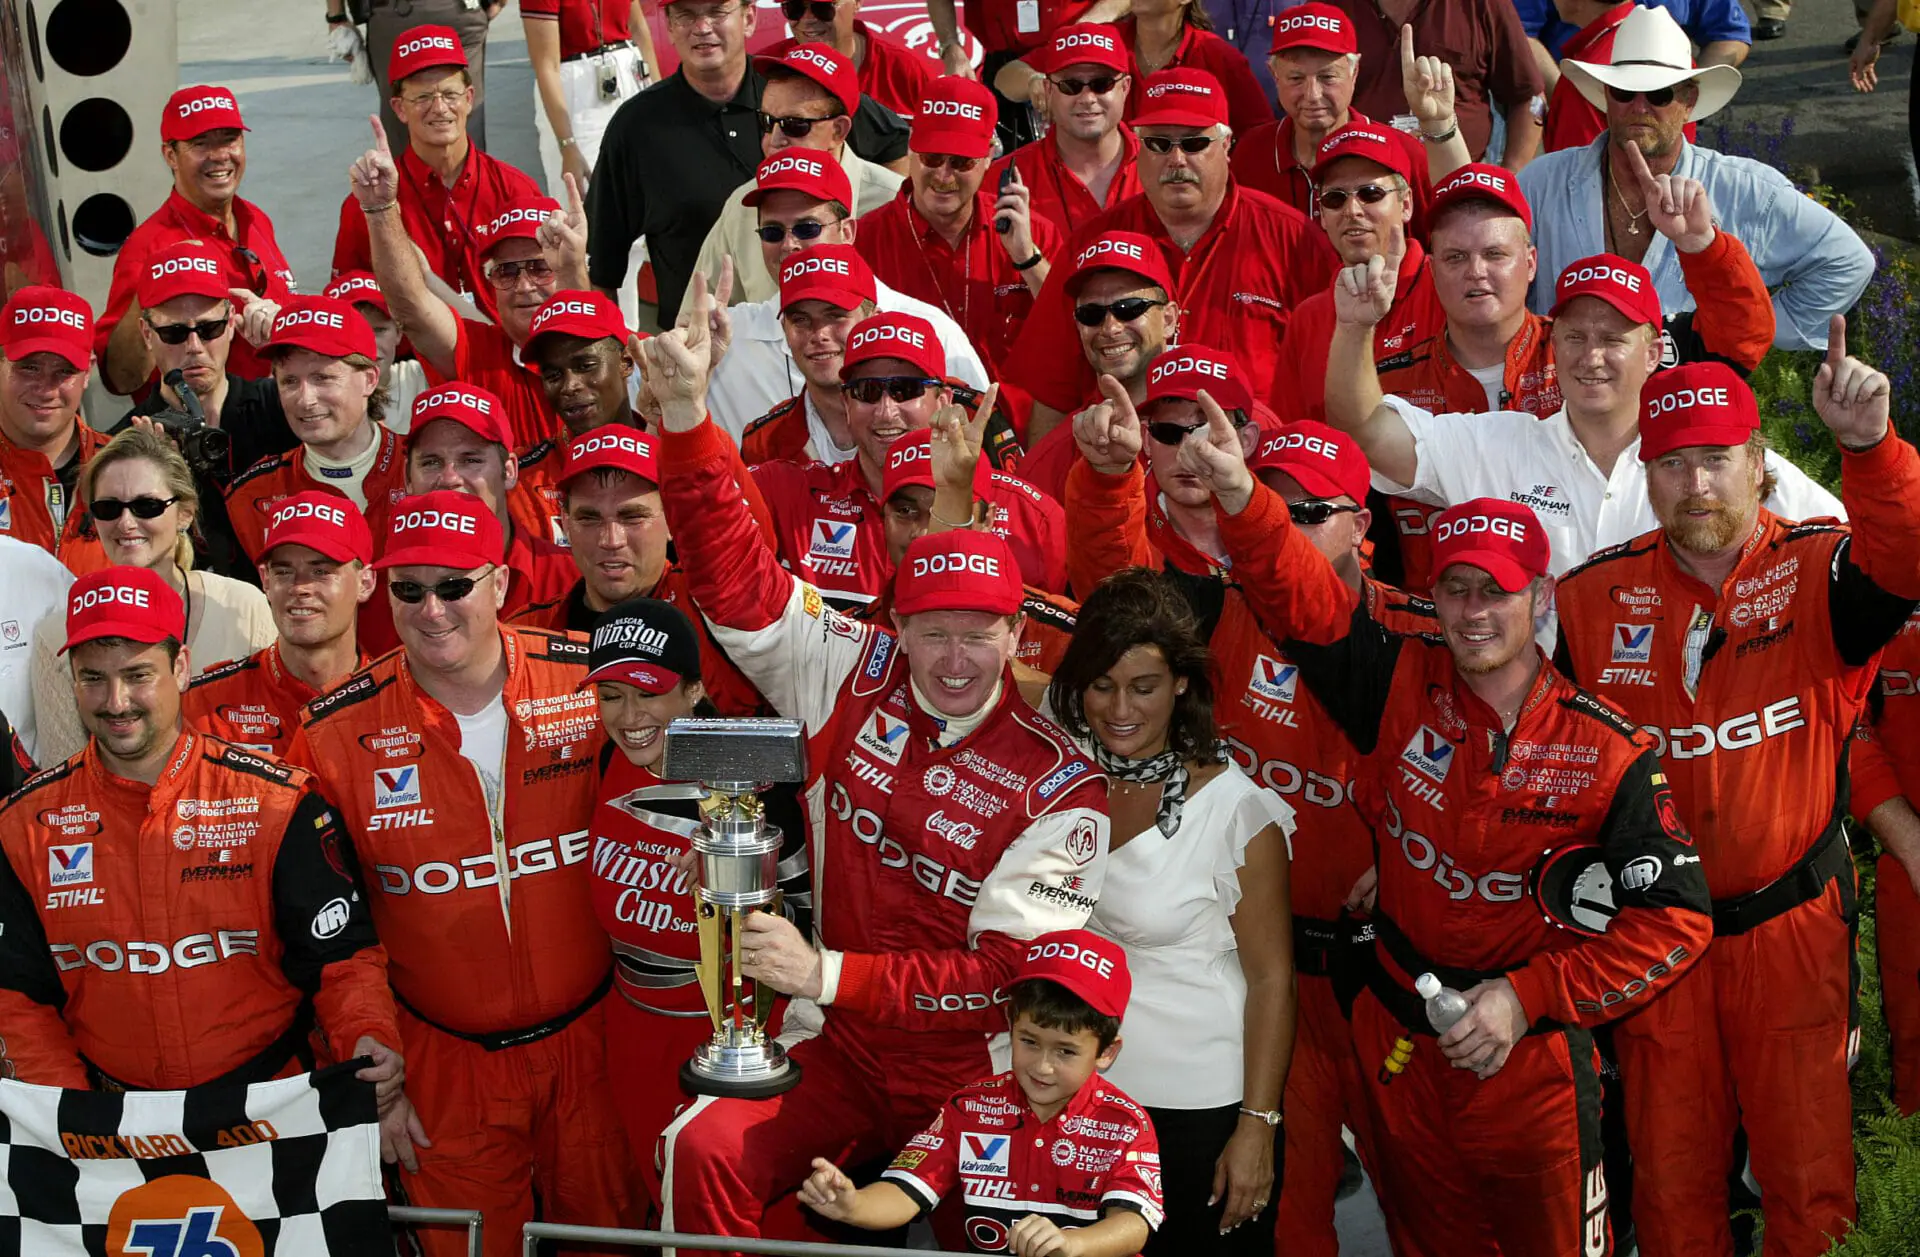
top-left (1518, 135), bottom-right (1873, 351)
top-left (1514, 0), bottom-right (1750, 57)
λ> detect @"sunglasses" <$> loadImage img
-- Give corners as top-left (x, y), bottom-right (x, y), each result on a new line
top-left (486, 258), bottom-right (555, 288)
top-left (842, 376), bottom-right (941, 404)
top-left (759, 111), bottom-right (842, 138)
top-left (781, 0), bottom-right (839, 19)
top-left (755, 219), bottom-right (833, 244)
top-left (144, 316), bottom-right (229, 346)
top-left (1140, 134), bottom-right (1217, 155)
top-left (1317, 182), bottom-right (1397, 212)
top-left (1287, 500), bottom-right (1359, 527)
top-left (1073, 297), bottom-right (1165, 327)
top-left (1050, 74), bottom-right (1123, 96)
top-left (916, 153), bottom-right (982, 172)
top-left (389, 568), bottom-right (494, 605)
top-left (1607, 84), bottom-right (1677, 107)
top-left (1146, 416), bottom-right (1244, 445)
top-left (89, 495), bottom-right (178, 522)
top-left (234, 245), bottom-right (269, 296)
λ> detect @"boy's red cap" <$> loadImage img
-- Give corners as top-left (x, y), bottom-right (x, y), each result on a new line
top-left (1016, 929), bottom-right (1130, 1017)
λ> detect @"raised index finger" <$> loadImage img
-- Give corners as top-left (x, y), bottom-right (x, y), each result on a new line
top-left (564, 171), bottom-right (585, 220)
top-left (369, 114), bottom-right (391, 155)
top-left (1826, 313), bottom-right (1849, 370)
top-left (1400, 23), bottom-right (1415, 75)
top-left (1621, 139), bottom-right (1658, 197)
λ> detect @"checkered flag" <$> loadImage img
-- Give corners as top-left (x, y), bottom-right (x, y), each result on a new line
top-left (0, 1059), bottom-right (388, 1254)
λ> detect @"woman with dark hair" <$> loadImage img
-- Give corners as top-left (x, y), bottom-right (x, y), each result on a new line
top-left (1112, 0), bottom-right (1274, 135)
top-left (1048, 568), bottom-right (1296, 1256)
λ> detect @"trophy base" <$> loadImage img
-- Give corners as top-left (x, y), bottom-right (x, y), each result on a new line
top-left (680, 1048), bottom-right (803, 1100)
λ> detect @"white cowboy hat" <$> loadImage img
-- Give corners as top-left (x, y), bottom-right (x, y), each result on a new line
top-left (1560, 5), bottom-right (1742, 122)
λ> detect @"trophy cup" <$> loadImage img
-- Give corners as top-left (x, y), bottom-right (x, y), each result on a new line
top-left (662, 717), bottom-right (808, 1098)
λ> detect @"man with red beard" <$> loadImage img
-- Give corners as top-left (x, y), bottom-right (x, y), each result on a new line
top-left (1555, 338), bottom-right (1920, 1257)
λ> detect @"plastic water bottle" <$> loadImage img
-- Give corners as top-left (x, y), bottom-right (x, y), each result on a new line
top-left (1416, 973), bottom-right (1470, 1033)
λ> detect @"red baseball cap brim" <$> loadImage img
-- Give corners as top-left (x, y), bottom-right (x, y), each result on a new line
top-left (1433, 548), bottom-right (1538, 594)
top-left (581, 661), bottom-right (684, 694)
top-left (6, 333), bottom-right (88, 370)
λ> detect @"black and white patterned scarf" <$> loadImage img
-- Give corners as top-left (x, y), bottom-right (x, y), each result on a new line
top-left (1091, 742), bottom-right (1224, 838)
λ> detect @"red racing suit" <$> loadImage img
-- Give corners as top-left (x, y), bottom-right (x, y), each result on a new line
top-left (223, 424), bottom-right (407, 565)
top-left (1274, 240), bottom-right (1448, 427)
top-left (1069, 459), bottom-right (1430, 1257)
top-left (751, 452), bottom-right (1068, 608)
top-left (182, 644), bottom-right (366, 761)
top-left (652, 416), bottom-right (1110, 1251)
top-left (289, 628), bottom-right (639, 1257)
top-left (0, 730), bottom-right (398, 1089)
top-left (1555, 431), bottom-right (1920, 1257)
top-left (1238, 478), bottom-right (1713, 1257)
top-left (0, 422), bottom-right (111, 564)
top-left (1847, 637), bottom-right (1920, 1116)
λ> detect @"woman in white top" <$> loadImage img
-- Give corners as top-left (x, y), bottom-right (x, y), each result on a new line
top-left (1048, 569), bottom-right (1297, 1256)
top-left (31, 428), bottom-right (275, 766)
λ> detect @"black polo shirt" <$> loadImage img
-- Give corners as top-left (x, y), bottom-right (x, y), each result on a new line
top-left (589, 67), bottom-right (911, 328)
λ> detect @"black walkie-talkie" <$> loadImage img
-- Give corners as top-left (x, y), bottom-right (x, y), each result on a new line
top-left (995, 165), bottom-right (1015, 234)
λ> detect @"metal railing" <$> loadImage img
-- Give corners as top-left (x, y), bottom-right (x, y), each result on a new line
top-left (389, 1205), bottom-right (485, 1257)
top-left (521, 1222), bottom-right (970, 1255)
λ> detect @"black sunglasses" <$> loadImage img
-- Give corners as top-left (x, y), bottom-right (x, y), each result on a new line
top-left (755, 219), bottom-right (832, 244)
top-left (234, 245), bottom-right (269, 296)
top-left (1287, 500), bottom-right (1359, 527)
top-left (1073, 297), bottom-right (1165, 327)
top-left (89, 495), bottom-right (178, 522)
top-left (759, 111), bottom-right (843, 139)
top-left (1050, 74), bottom-right (1123, 96)
top-left (1140, 134), bottom-right (1216, 155)
top-left (144, 317), bottom-right (229, 346)
top-left (842, 376), bottom-right (941, 404)
top-left (1317, 182), bottom-right (1397, 212)
top-left (389, 568), bottom-right (494, 605)
top-left (781, 0), bottom-right (839, 19)
top-left (1147, 416), bottom-right (1244, 445)
top-left (1607, 84), bottom-right (1677, 107)
top-left (917, 153), bottom-right (982, 172)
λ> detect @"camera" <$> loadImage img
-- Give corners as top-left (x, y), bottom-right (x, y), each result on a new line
top-left (155, 369), bottom-right (232, 477)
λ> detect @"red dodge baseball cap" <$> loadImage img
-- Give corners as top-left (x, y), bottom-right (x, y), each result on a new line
top-left (1269, 2), bottom-right (1356, 55)
top-left (1638, 361), bottom-right (1759, 461)
top-left (1, 286), bottom-right (92, 369)
top-left (1551, 254), bottom-right (1661, 328)
top-left (1067, 230), bottom-right (1175, 296)
top-left (1313, 120), bottom-right (1414, 183)
top-left (525, 291), bottom-right (629, 354)
top-left (137, 240), bottom-right (231, 309)
top-left (263, 491), bottom-right (375, 565)
top-left (911, 77), bottom-right (998, 159)
top-left (1428, 163), bottom-right (1533, 232)
top-left (390, 25), bottom-right (469, 86)
top-left (161, 86), bottom-right (248, 142)
top-left (780, 244), bottom-right (877, 313)
top-left (894, 529), bottom-right (1025, 617)
top-left (1043, 24), bottom-right (1131, 74)
top-left (744, 147), bottom-right (854, 208)
top-left (1429, 498), bottom-right (1550, 592)
top-left (754, 43), bottom-right (860, 116)
top-left (62, 567), bottom-right (185, 655)
top-left (1144, 344), bottom-right (1253, 414)
top-left (376, 490), bottom-right (504, 571)
top-left (1016, 930), bottom-right (1131, 1018)
top-left (266, 296), bottom-right (376, 361)
top-left (1253, 421), bottom-right (1371, 503)
top-left (474, 196), bottom-right (562, 256)
top-left (1134, 68), bottom-right (1228, 129)
top-left (409, 383), bottom-right (515, 448)
top-left (883, 429), bottom-right (937, 500)
top-left (562, 427), bottom-right (661, 487)
top-left (841, 312), bottom-right (945, 381)
top-left (326, 270), bottom-right (390, 315)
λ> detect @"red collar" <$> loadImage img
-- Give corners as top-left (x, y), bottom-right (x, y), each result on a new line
top-left (162, 188), bottom-right (248, 244)
top-left (902, 184), bottom-right (993, 248)
top-left (1563, 0), bottom-right (1637, 59)
top-left (402, 143), bottom-right (476, 193)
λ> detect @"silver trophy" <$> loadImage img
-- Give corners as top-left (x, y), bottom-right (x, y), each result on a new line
top-left (662, 717), bottom-right (808, 1098)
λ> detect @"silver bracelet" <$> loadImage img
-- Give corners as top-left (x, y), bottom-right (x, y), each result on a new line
top-left (1420, 120), bottom-right (1459, 144)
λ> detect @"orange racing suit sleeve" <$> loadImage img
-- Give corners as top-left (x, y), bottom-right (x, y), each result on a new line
top-left (1674, 230), bottom-right (1775, 373)
top-left (0, 849), bottom-right (89, 1086)
top-left (1064, 460), bottom-right (1156, 600)
top-left (1850, 719), bottom-right (1904, 821)
top-left (275, 789), bottom-right (401, 1054)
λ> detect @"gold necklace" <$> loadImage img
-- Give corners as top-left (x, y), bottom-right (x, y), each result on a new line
top-left (1606, 156), bottom-right (1649, 237)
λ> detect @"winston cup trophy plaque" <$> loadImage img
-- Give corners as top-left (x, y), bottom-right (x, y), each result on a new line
top-left (663, 717), bottom-right (807, 1098)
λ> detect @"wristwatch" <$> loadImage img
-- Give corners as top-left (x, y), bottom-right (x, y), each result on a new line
top-left (1239, 1107), bottom-right (1283, 1127)
top-left (326, 11), bottom-right (351, 23)
top-left (1012, 250), bottom-right (1045, 271)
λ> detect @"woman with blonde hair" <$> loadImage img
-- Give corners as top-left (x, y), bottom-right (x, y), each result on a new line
top-left (30, 427), bottom-right (275, 765)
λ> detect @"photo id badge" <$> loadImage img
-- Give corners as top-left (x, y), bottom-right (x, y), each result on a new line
top-left (1017, 0), bottom-right (1040, 33)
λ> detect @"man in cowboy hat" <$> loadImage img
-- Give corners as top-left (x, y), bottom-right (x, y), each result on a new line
top-left (1510, 4), bottom-right (1871, 353)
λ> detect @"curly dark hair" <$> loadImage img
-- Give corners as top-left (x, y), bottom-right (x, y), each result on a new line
top-left (1047, 568), bottom-right (1219, 759)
